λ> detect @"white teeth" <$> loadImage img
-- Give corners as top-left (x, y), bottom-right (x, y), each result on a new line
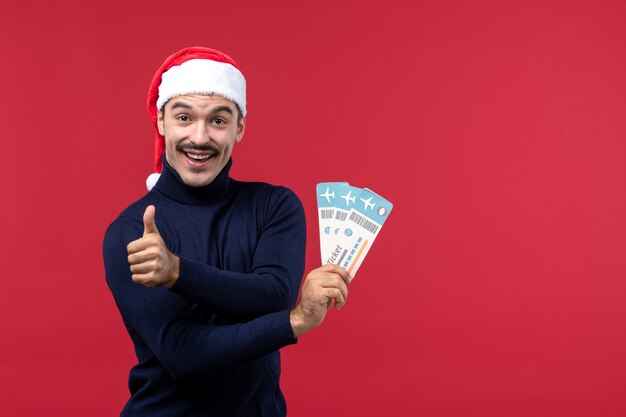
top-left (186, 153), bottom-right (212, 161)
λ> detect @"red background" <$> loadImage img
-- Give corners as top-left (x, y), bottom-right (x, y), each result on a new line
top-left (2, 1), bottom-right (626, 416)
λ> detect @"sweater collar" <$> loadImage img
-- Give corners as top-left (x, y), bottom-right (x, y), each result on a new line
top-left (153, 156), bottom-right (234, 204)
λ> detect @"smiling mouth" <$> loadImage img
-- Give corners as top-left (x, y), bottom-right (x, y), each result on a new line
top-left (177, 143), bottom-right (220, 164)
top-left (185, 152), bottom-right (213, 161)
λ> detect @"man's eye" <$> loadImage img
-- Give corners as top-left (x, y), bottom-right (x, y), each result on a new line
top-left (177, 115), bottom-right (190, 122)
top-left (213, 118), bottom-right (226, 125)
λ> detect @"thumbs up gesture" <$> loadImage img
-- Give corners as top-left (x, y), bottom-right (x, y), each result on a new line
top-left (127, 205), bottom-right (180, 288)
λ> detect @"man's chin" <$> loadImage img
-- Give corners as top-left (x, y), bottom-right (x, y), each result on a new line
top-left (181, 173), bottom-right (216, 188)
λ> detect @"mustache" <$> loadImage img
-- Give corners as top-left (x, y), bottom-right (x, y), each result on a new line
top-left (176, 143), bottom-right (220, 154)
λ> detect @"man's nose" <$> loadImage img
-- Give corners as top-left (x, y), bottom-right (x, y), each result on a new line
top-left (190, 122), bottom-right (210, 144)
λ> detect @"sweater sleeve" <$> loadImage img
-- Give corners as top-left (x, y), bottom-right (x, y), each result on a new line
top-left (171, 187), bottom-right (306, 319)
top-left (103, 216), bottom-right (297, 382)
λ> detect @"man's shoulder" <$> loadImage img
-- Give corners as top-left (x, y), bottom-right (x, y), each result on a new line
top-left (234, 180), bottom-right (302, 207)
top-left (234, 180), bottom-right (298, 198)
top-left (104, 193), bottom-right (159, 239)
top-left (113, 194), bottom-right (154, 221)
top-left (232, 181), bottom-right (305, 228)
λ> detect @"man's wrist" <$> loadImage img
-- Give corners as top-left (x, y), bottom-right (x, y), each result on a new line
top-left (164, 255), bottom-right (180, 288)
top-left (289, 308), bottom-right (306, 338)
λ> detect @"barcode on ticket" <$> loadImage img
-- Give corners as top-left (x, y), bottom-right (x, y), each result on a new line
top-left (349, 211), bottom-right (379, 234)
top-left (321, 209), bottom-right (334, 219)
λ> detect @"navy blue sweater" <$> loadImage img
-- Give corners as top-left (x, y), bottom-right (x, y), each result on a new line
top-left (103, 158), bottom-right (305, 416)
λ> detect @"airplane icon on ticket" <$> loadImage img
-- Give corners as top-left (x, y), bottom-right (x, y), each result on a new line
top-left (341, 190), bottom-right (356, 206)
top-left (360, 196), bottom-right (375, 211)
top-left (320, 187), bottom-right (335, 203)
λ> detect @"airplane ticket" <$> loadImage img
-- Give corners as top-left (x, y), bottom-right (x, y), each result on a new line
top-left (317, 183), bottom-right (393, 278)
top-left (316, 182), bottom-right (348, 263)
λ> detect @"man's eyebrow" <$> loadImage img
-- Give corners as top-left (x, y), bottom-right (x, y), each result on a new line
top-left (168, 102), bottom-right (235, 115)
top-left (169, 101), bottom-right (193, 111)
top-left (212, 106), bottom-right (234, 115)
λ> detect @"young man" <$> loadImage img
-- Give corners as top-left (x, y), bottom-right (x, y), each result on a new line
top-left (103, 47), bottom-right (350, 417)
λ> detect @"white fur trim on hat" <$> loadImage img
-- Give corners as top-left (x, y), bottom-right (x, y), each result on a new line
top-left (157, 59), bottom-right (246, 115)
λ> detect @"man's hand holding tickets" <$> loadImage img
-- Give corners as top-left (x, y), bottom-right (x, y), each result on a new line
top-left (289, 264), bottom-right (351, 337)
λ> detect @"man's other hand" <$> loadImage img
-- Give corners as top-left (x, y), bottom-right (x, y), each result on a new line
top-left (290, 264), bottom-right (351, 338)
top-left (127, 205), bottom-right (180, 288)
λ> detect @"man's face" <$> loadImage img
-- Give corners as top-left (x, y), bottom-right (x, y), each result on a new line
top-left (157, 94), bottom-right (245, 187)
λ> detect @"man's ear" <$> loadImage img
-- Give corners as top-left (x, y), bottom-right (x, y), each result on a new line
top-left (157, 110), bottom-right (165, 136)
top-left (236, 116), bottom-right (246, 143)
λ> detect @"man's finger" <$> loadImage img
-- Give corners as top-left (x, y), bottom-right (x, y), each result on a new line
top-left (326, 287), bottom-right (346, 310)
top-left (143, 205), bottom-right (159, 236)
top-left (127, 235), bottom-right (156, 255)
top-left (319, 271), bottom-right (349, 296)
top-left (131, 273), bottom-right (157, 286)
top-left (130, 262), bottom-right (154, 275)
top-left (321, 263), bottom-right (352, 284)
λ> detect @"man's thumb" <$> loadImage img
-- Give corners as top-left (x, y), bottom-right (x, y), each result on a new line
top-left (143, 205), bottom-right (159, 236)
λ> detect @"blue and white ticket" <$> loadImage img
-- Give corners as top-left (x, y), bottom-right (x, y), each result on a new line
top-left (317, 182), bottom-right (393, 278)
top-left (316, 182), bottom-right (362, 261)
top-left (316, 182), bottom-right (349, 261)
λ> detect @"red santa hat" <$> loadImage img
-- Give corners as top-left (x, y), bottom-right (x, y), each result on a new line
top-left (145, 46), bottom-right (247, 190)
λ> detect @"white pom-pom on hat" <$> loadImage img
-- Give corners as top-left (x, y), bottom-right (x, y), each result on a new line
top-left (146, 173), bottom-right (161, 191)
